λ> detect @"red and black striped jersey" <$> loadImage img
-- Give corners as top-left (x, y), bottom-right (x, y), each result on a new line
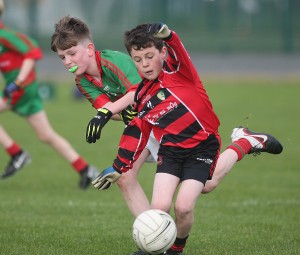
top-left (113, 31), bottom-right (220, 173)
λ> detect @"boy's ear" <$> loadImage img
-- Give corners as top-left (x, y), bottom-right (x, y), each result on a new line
top-left (87, 43), bottom-right (95, 56)
top-left (161, 46), bottom-right (167, 59)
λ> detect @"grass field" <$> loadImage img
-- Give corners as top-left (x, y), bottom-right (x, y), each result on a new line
top-left (0, 79), bottom-right (299, 255)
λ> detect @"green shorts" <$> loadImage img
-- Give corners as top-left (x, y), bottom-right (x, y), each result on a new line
top-left (1, 81), bottom-right (44, 117)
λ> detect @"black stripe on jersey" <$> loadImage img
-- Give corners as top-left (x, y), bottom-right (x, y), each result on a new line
top-left (123, 125), bottom-right (141, 139)
top-left (117, 148), bottom-right (135, 163)
top-left (157, 103), bottom-right (189, 129)
top-left (161, 120), bottom-right (203, 145)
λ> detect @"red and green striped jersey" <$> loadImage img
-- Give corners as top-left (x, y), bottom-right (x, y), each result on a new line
top-left (0, 21), bottom-right (42, 86)
top-left (75, 50), bottom-right (141, 109)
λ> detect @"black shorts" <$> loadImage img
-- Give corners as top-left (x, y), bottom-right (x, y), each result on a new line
top-left (156, 134), bottom-right (221, 184)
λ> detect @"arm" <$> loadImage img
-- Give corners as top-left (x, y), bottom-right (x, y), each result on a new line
top-left (4, 58), bottom-right (36, 96)
top-left (2, 30), bottom-right (42, 96)
top-left (85, 91), bottom-right (137, 143)
top-left (102, 90), bottom-right (135, 115)
top-left (92, 117), bottom-right (152, 190)
top-left (148, 23), bottom-right (198, 82)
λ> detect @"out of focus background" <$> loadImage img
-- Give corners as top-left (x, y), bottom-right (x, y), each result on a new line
top-left (3, 0), bottom-right (300, 80)
top-left (1, 1), bottom-right (299, 255)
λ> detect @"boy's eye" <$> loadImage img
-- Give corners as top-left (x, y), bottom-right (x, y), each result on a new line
top-left (133, 58), bottom-right (141, 63)
top-left (59, 56), bottom-right (65, 60)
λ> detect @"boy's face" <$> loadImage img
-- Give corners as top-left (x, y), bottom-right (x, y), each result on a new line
top-left (56, 41), bottom-right (94, 75)
top-left (130, 45), bottom-right (166, 80)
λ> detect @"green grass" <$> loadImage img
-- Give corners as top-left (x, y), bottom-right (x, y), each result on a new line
top-left (0, 79), bottom-right (299, 255)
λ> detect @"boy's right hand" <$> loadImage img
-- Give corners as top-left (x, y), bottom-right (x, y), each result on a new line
top-left (92, 166), bottom-right (122, 190)
top-left (86, 108), bottom-right (112, 143)
top-left (147, 23), bottom-right (171, 39)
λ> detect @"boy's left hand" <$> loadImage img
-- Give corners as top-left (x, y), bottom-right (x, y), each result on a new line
top-left (4, 82), bottom-right (20, 97)
top-left (92, 166), bottom-right (122, 190)
top-left (86, 108), bottom-right (112, 143)
top-left (147, 22), bottom-right (171, 39)
top-left (119, 104), bottom-right (137, 125)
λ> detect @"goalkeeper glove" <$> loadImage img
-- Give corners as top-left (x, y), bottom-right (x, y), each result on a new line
top-left (119, 104), bottom-right (138, 125)
top-left (92, 166), bottom-right (122, 190)
top-left (86, 108), bottom-right (112, 143)
top-left (147, 22), bottom-right (171, 39)
top-left (4, 81), bottom-right (20, 97)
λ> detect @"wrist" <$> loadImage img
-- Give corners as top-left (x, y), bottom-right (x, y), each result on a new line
top-left (14, 78), bottom-right (24, 87)
top-left (98, 108), bottom-right (113, 117)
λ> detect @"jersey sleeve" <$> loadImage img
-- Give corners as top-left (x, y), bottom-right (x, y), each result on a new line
top-left (163, 31), bottom-right (198, 83)
top-left (113, 117), bottom-right (152, 173)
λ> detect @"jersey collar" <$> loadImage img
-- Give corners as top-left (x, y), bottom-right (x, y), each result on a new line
top-left (83, 50), bottom-right (103, 87)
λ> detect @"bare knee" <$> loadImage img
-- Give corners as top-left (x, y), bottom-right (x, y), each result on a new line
top-left (36, 131), bottom-right (54, 144)
top-left (117, 172), bottom-right (138, 191)
top-left (174, 203), bottom-right (193, 220)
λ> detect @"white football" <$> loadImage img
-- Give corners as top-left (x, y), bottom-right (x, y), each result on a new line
top-left (132, 209), bottom-right (177, 255)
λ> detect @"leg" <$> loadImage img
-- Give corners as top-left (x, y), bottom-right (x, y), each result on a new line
top-left (202, 148), bottom-right (238, 193)
top-left (0, 124), bottom-right (14, 149)
top-left (26, 110), bottom-right (98, 188)
top-left (0, 98), bottom-right (13, 148)
top-left (174, 179), bottom-right (204, 238)
top-left (117, 148), bottom-right (152, 217)
top-left (26, 110), bottom-right (80, 162)
top-left (203, 126), bottom-right (283, 194)
top-left (151, 172), bottom-right (180, 213)
top-left (0, 99), bottom-right (31, 178)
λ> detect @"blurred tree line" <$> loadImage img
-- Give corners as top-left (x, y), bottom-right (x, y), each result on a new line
top-left (3, 0), bottom-right (299, 53)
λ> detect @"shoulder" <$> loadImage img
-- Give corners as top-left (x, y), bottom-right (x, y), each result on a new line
top-left (101, 49), bottom-right (132, 63)
top-left (0, 26), bottom-right (36, 46)
top-left (100, 50), bottom-right (137, 75)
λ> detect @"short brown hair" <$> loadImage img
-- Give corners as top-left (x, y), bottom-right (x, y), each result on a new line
top-left (51, 15), bottom-right (92, 52)
top-left (124, 23), bottom-right (164, 55)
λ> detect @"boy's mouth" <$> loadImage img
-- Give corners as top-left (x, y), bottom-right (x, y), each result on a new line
top-left (145, 70), bottom-right (153, 75)
top-left (68, 66), bottom-right (78, 73)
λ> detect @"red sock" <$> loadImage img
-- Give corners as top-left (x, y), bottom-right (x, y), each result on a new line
top-left (227, 138), bottom-right (252, 161)
top-left (6, 143), bottom-right (22, 157)
top-left (170, 236), bottom-right (188, 252)
top-left (72, 157), bottom-right (88, 173)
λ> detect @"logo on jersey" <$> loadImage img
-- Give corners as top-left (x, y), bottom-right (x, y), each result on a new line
top-left (147, 100), bottom-right (154, 109)
top-left (157, 90), bottom-right (165, 101)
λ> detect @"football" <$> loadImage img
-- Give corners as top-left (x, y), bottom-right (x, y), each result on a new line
top-left (132, 209), bottom-right (177, 254)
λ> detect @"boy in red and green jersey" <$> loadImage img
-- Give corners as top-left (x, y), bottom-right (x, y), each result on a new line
top-left (0, 20), bottom-right (43, 115)
top-left (0, 1), bottom-right (98, 188)
top-left (75, 49), bottom-right (141, 110)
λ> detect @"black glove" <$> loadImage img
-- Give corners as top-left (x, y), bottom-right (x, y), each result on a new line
top-left (86, 108), bottom-right (112, 143)
top-left (119, 104), bottom-right (137, 125)
top-left (147, 23), bottom-right (171, 38)
top-left (4, 81), bottom-right (20, 97)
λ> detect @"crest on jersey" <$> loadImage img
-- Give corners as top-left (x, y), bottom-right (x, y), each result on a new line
top-left (157, 90), bottom-right (165, 101)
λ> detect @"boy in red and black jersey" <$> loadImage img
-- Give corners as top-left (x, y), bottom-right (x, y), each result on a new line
top-left (93, 23), bottom-right (283, 255)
